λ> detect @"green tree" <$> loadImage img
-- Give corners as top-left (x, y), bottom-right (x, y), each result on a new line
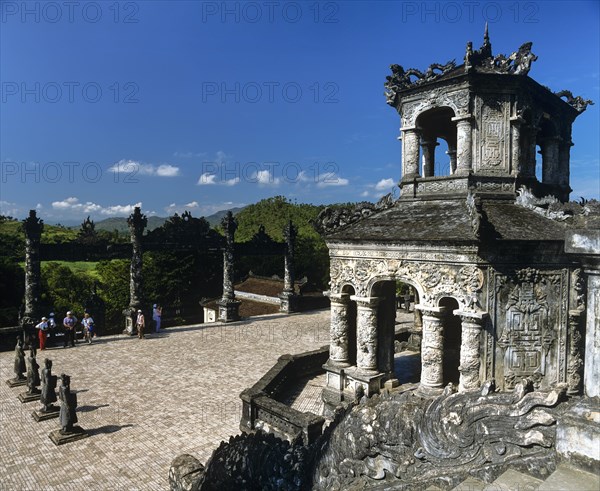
top-left (41, 263), bottom-right (94, 318)
top-left (0, 258), bottom-right (24, 326)
top-left (96, 259), bottom-right (130, 332)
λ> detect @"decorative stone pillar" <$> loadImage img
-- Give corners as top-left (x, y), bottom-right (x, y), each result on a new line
top-left (279, 220), bottom-right (299, 313)
top-left (417, 306), bottom-right (446, 392)
top-left (21, 210), bottom-right (44, 336)
top-left (327, 292), bottom-right (351, 366)
top-left (124, 207), bottom-right (146, 335)
top-left (564, 230), bottom-right (600, 398)
top-left (351, 296), bottom-right (381, 373)
top-left (455, 310), bottom-right (487, 392)
top-left (567, 310), bottom-right (584, 395)
top-left (541, 136), bottom-right (561, 185)
top-left (558, 139), bottom-right (573, 188)
top-left (510, 115), bottom-right (524, 175)
top-left (446, 148), bottom-right (457, 175)
top-left (217, 211), bottom-right (241, 322)
top-left (524, 125), bottom-right (539, 178)
top-left (452, 115), bottom-right (473, 174)
top-left (420, 139), bottom-right (439, 177)
top-left (401, 127), bottom-right (421, 180)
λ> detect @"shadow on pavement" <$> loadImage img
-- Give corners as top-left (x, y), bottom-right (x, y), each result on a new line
top-left (87, 423), bottom-right (134, 436)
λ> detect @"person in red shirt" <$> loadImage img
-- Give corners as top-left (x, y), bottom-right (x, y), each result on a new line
top-left (35, 317), bottom-right (49, 350)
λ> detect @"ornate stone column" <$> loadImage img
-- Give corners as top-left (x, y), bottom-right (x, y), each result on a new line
top-left (124, 207), bottom-right (146, 335)
top-left (22, 210), bottom-right (44, 335)
top-left (279, 220), bottom-right (299, 313)
top-left (558, 139), bottom-right (573, 197)
top-left (327, 293), bottom-right (351, 366)
top-left (510, 115), bottom-right (524, 175)
top-left (455, 310), bottom-right (487, 392)
top-left (417, 306), bottom-right (446, 392)
top-left (351, 296), bottom-right (381, 373)
top-left (540, 136), bottom-right (561, 185)
top-left (401, 127), bottom-right (421, 180)
top-left (420, 138), bottom-right (438, 177)
top-left (447, 148), bottom-right (457, 175)
top-left (217, 211), bottom-right (241, 322)
top-left (452, 115), bottom-right (473, 174)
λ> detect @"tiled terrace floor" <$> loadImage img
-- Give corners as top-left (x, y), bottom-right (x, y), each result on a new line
top-left (0, 310), bottom-right (331, 490)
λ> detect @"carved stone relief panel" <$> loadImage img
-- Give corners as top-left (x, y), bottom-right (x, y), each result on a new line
top-left (474, 95), bottom-right (510, 173)
top-left (493, 267), bottom-right (568, 391)
top-left (329, 256), bottom-right (486, 314)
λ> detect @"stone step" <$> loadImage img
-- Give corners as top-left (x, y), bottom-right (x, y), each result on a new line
top-left (483, 469), bottom-right (543, 491)
top-left (538, 464), bottom-right (600, 491)
top-left (451, 476), bottom-right (487, 490)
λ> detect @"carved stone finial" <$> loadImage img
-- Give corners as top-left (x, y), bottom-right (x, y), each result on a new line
top-left (23, 209), bottom-right (44, 239)
top-left (555, 90), bottom-right (594, 113)
top-left (221, 211), bottom-right (237, 244)
top-left (384, 60), bottom-right (456, 106)
top-left (127, 206), bottom-right (147, 236)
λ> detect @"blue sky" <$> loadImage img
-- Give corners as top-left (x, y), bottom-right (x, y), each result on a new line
top-left (1, 0), bottom-right (598, 223)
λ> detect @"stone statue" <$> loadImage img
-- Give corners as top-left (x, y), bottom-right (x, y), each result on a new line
top-left (58, 374), bottom-right (78, 434)
top-left (25, 348), bottom-right (40, 395)
top-left (40, 359), bottom-right (58, 413)
top-left (13, 337), bottom-right (26, 381)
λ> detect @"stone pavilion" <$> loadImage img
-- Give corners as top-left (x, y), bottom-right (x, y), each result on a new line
top-left (317, 27), bottom-right (594, 407)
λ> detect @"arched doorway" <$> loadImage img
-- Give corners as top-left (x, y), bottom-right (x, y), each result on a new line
top-left (439, 297), bottom-right (461, 386)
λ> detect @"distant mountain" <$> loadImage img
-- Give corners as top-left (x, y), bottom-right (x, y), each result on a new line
top-left (80, 216), bottom-right (165, 234)
top-left (68, 206), bottom-right (246, 234)
top-left (204, 207), bottom-right (246, 227)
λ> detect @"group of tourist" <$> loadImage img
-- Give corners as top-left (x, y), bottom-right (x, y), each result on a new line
top-left (135, 304), bottom-right (163, 339)
top-left (33, 311), bottom-right (96, 350)
top-left (30, 304), bottom-right (163, 348)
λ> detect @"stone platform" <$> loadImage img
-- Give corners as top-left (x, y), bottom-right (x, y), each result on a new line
top-left (0, 309), bottom-right (330, 490)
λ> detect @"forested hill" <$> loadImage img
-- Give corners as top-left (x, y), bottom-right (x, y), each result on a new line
top-left (233, 196), bottom-right (324, 241)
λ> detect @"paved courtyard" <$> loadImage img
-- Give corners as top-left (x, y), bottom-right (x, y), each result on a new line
top-left (0, 310), bottom-right (331, 490)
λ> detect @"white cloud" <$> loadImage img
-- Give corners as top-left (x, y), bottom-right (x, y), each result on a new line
top-left (156, 164), bottom-right (180, 177)
top-left (0, 200), bottom-right (21, 217)
top-left (109, 159), bottom-right (180, 177)
top-left (254, 169), bottom-right (281, 186)
top-left (51, 197), bottom-right (142, 216)
top-left (197, 173), bottom-right (217, 185)
top-left (316, 172), bottom-right (349, 187)
top-left (164, 201), bottom-right (201, 215)
top-left (375, 178), bottom-right (395, 191)
top-left (197, 172), bottom-right (240, 186)
top-left (165, 201), bottom-right (246, 217)
top-left (360, 177), bottom-right (399, 199)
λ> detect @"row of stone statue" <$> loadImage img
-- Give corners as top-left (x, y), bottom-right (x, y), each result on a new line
top-left (8, 337), bottom-right (86, 444)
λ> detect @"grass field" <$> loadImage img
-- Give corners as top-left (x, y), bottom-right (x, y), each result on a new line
top-left (18, 261), bottom-right (100, 279)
